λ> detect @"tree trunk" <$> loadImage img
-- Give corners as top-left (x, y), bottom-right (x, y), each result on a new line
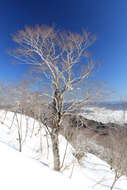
top-left (110, 179), bottom-right (117, 190)
top-left (18, 129), bottom-right (22, 152)
top-left (51, 127), bottom-right (60, 171)
top-left (110, 172), bottom-right (118, 190)
top-left (51, 88), bottom-right (62, 171)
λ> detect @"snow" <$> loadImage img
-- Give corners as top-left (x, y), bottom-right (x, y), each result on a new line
top-left (0, 109), bottom-right (127, 190)
top-left (0, 142), bottom-right (74, 190)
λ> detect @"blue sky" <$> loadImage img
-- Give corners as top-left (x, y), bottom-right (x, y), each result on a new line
top-left (0, 0), bottom-right (127, 98)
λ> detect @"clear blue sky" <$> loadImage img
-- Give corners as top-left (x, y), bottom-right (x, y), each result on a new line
top-left (0, 0), bottom-right (127, 98)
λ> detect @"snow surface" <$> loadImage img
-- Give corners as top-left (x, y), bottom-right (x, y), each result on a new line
top-left (0, 109), bottom-right (127, 190)
top-left (0, 142), bottom-right (75, 190)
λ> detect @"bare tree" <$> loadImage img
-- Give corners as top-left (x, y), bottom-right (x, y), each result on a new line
top-left (10, 25), bottom-right (96, 171)
top-left (104, 128), bottom-right (127, 190)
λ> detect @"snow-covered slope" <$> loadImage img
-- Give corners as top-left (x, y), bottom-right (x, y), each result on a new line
top-left (0, 110), bottom-right (74, 169)
top-left (1, 141), bottom-right (127, 190)
top-left (0, 142), bottom-right (74, 190)
top-left (0, 109), bottom-right (127, 190)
